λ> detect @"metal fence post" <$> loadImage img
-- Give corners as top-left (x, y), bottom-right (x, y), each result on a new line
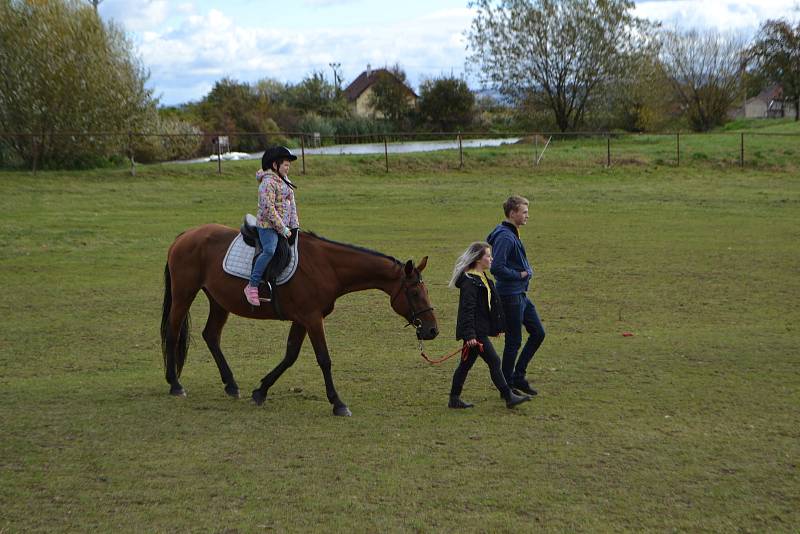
top-left (301, 135), bottom-right (306, 175)
top-left (128, 131), bottom-right (135, 176)
top-left (458, 132), bottom-right (463, 169)
top-left (31, 134), bottom-right (37, 175)
top-left (384, 135), bottom-right (389, 173)
top-left (740, 132), bottom-right (744, 168)
top-left (216, 136), bottom-right (222, 175)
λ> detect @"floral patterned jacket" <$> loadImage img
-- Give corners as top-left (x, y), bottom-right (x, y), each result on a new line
top-left (255, 169), bottom-right (298, 234)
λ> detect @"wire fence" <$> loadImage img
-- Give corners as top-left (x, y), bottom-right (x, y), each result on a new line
top-left (1, 129), bottom-right (798, 175)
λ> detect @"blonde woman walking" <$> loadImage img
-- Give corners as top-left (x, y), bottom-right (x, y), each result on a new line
top-left (449, 242), bottom-right (530, 409)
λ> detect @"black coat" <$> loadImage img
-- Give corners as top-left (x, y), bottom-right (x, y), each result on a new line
top-left (455, 272), bottom-right (505, 341)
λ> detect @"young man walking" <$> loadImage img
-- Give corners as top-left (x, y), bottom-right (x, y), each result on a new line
top-left (487, 195), bottom-right (545, 395)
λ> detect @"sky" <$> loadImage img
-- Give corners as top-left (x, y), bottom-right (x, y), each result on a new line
top-left (97, 0), bottom-right (800, 107)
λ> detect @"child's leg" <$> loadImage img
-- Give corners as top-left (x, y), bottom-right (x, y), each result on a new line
top-left (248, 227), bottom-right (279, 287)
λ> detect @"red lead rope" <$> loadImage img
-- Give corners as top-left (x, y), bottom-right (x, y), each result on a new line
top-left (420, 341), bottom-right (484, 365)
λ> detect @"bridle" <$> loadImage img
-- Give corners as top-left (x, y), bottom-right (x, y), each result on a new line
top-left (391, 271), bottom-right (434, 333)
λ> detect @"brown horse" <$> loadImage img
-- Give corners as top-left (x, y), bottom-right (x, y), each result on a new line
top-left (160, 225), bottom-right (439, 416)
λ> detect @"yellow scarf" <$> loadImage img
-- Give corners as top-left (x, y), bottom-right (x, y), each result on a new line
top-left (467, 270), bottom-right (493, 309)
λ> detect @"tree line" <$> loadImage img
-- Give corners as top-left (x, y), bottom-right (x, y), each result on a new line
top-left (1, 0), bottom-right (798, 169)
top-left (468, 0), bottom-right (799, 133)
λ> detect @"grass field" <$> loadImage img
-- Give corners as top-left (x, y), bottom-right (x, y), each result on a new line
top-left (1, 145), bottom-right (799, 532)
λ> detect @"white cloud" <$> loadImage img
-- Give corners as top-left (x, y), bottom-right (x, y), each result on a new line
top-left (133, 4), bottom-right (476, 103)
top-left (635, 0), bottom-right (799, 33)
top-left (101, 0), bottom-right (171, 32)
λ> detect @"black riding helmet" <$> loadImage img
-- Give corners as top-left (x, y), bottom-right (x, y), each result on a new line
top-left (261, 145), bottom-right (297, 171)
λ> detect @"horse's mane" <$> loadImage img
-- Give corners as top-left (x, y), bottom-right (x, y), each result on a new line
top-left (302, 230), bottom-right (403, 266)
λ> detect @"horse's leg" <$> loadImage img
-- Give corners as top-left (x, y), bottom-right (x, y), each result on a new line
top-left (251, 321), bottom-right (307, 405)
top-left (306, 317), bottom-right (351, 417)
top-left (202, 292), bottom-right (239, 398)
top-left (164, 293), bottom-right (194, 397)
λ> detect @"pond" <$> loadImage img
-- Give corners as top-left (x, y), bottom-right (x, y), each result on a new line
top-left (190, 137), bottom-right (521, 164)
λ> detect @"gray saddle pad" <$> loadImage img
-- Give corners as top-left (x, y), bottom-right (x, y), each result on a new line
top-left (222, 232), bottom-right (299, 286)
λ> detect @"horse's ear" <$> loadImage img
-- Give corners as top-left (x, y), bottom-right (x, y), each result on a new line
top-left (404, 259), bottom-right (414, 277)
top-left (416, 256), bottom-right (428, 272)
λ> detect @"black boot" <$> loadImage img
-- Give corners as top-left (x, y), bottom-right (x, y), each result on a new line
top-left (509, 377), bottom-right (538, 396)
top-left (503, 390), bottom-right (530, 408)
top-left (448, 395), bottom-right (474, 409)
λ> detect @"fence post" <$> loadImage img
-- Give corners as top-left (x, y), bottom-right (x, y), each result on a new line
top-left (216, 136), bottom-right (222, 175)
top-left (128, 131), bottom-right (135, 177)
top-left (30, 134), bottom-right (37, 175)
top-left (740, 132), bottom-right (744, 168)
top-left (458, 131), bottom-right (463, 169)
top-left (676, 132), bottom-right (680, 167)
top-left (384, 135), bottom-right (389, 173)
top-left (607, 134), bottom-right (611, 167)
top-left (301, 134), bottom-right (306, 175)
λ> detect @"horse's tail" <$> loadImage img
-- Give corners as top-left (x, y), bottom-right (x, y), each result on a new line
top-left (161, 263), bottom-right (191, 378)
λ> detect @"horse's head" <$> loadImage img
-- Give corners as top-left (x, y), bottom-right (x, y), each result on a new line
top-left (391, 256), bottom-right (439, 340)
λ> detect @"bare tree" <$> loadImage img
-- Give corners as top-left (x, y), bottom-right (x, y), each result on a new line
top-left (750, 18), bottom-right (800, 120)
top-left (467, 0), bottom-right (654, 131)
top-left (660, 29), bottom-right (747, 131)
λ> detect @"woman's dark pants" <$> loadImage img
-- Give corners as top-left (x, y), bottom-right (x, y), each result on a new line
top-left (450, 337), bottom-right (511, 397)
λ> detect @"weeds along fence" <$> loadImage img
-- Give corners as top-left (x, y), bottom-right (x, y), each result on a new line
top-left (0, 130), bottom-right (797, 174)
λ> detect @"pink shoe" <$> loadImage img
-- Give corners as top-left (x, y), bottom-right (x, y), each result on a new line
top-left (244, 284), bottom-right (261, 306)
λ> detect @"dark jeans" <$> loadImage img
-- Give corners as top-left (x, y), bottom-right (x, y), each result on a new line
top-left (500, 293), bottom-right (545, 383)
top-left (450, 337), bottom-right (511, 397)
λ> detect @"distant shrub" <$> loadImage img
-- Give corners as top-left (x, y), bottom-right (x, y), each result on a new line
top-left (133, 116), bottom-right (203, 163)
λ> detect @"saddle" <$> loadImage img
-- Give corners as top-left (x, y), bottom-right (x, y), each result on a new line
top-left (239, 214), bottom-right (297, 305)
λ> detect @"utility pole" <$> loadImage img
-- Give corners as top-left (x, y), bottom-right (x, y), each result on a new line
top-left (329, 62), bottom-right (341, 94)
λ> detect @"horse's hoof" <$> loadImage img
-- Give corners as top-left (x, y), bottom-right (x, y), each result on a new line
top-left (225, 385), bottom-right (240, 398)
top-left (251, 389), bottom-right (267, 406)
top-left (169, 387), bottom-right (187, 397)
top-left (333, 405), bottom-right (352, 417)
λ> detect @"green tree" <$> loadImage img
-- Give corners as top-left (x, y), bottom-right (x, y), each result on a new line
top-left (195, 78), bottom-right (272, 151)
top-left (368, 65), bottom-right (415, 122)
top-left (608, 51), bottom-right (675, 132)
top-left (418, 76), bottom-right (475, 131)
top-left (660, 29), bottom-right (746, 131)
top-left (750, 18), bottom-right (800, 120)
top-left (288, 71), bottom-right (349, 117)
top-left (0, 0), bottom-right (155, 168)
top-left (467, 0), bottom-right (653, 132)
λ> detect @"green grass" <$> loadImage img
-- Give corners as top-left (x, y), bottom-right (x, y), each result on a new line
top-left (1, 148), bottom-right (799, 532)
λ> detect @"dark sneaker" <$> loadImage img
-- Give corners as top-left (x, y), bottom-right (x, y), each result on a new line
top-left (505, 391), bottom-right (531, 408)
top-left (510, 379), bottom-right (538, 396)
top-left (448, 395), bottom-right (474, 409)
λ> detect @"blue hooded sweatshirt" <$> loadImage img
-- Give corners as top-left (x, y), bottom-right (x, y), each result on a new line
top-left (487, 221), bottom-right (533, 296)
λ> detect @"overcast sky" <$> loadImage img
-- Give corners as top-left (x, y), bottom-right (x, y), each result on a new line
top-left (97, 0), bottom-right (800, 106)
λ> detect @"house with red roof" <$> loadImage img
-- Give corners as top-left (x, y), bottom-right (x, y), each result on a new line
top-left (343, 65), bottom-right (418, 118)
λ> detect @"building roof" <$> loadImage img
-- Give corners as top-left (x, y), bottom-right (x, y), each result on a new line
top-left (343, 68), bottom-right (418, 102)
top-left (753, 84), bottom-right (783, 103)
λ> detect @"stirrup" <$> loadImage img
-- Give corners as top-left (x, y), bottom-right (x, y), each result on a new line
top-left (258, 281), bottom-right (273, 302)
